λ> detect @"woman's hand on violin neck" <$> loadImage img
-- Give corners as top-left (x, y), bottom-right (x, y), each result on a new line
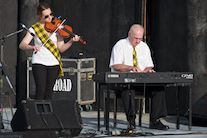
top-left (71, 35), bottom-right (80, 42)
top-left (58, 35), bottom-right (80, 53)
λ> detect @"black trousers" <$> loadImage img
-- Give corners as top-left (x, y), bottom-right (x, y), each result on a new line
top-left (111, 84), bottom-right (167, 121)
top-left (32, 64), bottom-right (59, 100)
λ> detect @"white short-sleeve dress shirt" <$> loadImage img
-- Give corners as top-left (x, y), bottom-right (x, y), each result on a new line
top-left (109, 37), bottom-right (154, 72)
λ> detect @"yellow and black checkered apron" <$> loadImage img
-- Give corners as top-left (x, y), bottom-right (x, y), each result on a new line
top-left (31, 22), bottom-right (64, 77)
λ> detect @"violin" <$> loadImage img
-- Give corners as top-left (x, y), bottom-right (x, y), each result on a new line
top-left (45, 17), bottom-right (86, 45)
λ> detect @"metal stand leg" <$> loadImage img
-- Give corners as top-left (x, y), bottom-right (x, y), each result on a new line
top-left (189, 85), bottom-right (192, 131)
top-left (176, 86), bottom-right (180, 129)
top-left (105, 84), bottom-right (110, 131)
top-left (0, 76), bottom-right (2, 129)
top-left (3, 92), bottom-right (14, 116)
top-left (149, 97), bottom-right (151, 126)
top-left (114, 92), bottom-right (117, 128)
top-left (97, 83), bottom-right (100, 131)
top-left (103, 90), bottom-right (106, 127)
top-left (138, 98), bottom-right (143, 126)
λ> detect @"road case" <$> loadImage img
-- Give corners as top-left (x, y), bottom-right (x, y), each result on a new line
top-left (27, 57), bottom-right (96, 106)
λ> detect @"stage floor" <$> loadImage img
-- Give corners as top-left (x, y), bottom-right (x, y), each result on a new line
top-left (1, 108), bottom-right (207, 137)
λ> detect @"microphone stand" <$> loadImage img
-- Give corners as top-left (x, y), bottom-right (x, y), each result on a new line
top-left (0, 29), bottom-right (23, 129)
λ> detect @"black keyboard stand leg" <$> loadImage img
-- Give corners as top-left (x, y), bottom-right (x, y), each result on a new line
top-left (97, 83), bottom-right (100, 131)
top-left (139, 98), bottom-right (143, 126)
top-left (114, 92), bottom-right (117, 128)
top-left (176, 86), bottom-right (180, 129)
top-left (105, 85), bottom-right (110, 131)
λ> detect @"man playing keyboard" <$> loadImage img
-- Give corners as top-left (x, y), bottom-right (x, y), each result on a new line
top-left (109, 24), bottom-right (169, 130)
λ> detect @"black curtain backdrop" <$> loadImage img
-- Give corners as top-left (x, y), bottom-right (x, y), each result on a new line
top-left (147, 0), bottom-right (188, 72)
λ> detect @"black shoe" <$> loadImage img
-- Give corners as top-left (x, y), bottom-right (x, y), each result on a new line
top-left (127, 119), bottom-right (136, 130)
top-left (149, 119), bottom-right (169, 130)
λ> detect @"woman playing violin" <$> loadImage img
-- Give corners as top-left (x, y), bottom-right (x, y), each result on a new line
top-left (19, 2), bottom-right (80, 100)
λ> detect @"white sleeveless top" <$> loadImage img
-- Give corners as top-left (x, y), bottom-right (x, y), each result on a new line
top-left (29, 27), bottom-right (59, 66)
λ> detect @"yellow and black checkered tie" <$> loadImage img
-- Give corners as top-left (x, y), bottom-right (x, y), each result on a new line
top-left (31, 22), bottom-right (64, 77)
top-left (133, 46), bottom-right (138, 67)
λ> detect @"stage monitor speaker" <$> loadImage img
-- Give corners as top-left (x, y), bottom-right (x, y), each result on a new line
top-left (192, 93), bottom-right (207, 126)
top-left (11, 100), bottom-right (83, 137)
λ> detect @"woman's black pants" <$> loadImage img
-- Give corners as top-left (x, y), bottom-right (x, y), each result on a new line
top-left (32, 64), bottom-right (59, 100)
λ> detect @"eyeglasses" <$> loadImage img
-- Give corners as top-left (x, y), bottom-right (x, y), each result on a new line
top-left (136, 38), bottom-right (143, 41)
top-left (130, 34), bottom-right (143, 41)
top-left (44, 12), bottom-right (53, 19)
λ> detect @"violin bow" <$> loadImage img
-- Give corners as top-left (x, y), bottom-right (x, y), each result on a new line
top-left (35, 19), bottom-right (66, 54)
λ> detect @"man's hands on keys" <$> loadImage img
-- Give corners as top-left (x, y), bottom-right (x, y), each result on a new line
top-left (132, 66), bottom-right (155, 73)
